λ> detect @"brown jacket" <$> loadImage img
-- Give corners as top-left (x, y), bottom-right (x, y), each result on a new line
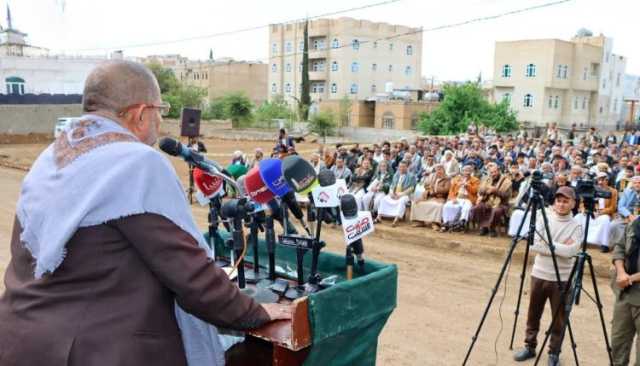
top-left (447, 175), bottom-right (480, 204)
top-left (0, 214), bottom-right (269, 366)
top-left (423, 175), bottom-right (451, 201)
top-left (478, 174), bottom-right (512, 207)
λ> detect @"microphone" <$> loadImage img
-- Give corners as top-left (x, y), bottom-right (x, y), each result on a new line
top-left (193, 167), bottom-right (224, 198)
top-left (244, 166), bottom-right (276, 204)
top-left (282, 155), bottom-right (318, 195)
top-left (340, 194), bottom-right (366, 279)
top-left (259, 159), bottom-right (311, 235)
top-left (318, 169), bottom-right (336, 187)
top-left (159, 137), bottom-right (223, 174)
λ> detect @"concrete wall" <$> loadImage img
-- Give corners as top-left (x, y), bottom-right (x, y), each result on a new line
top-left (0, 104), bottom-right (82, 135)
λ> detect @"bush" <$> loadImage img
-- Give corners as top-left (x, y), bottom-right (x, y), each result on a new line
top-left (309, 111), bottom-right (336, 143)
top-left (254, 95), bottom-right (294, 128)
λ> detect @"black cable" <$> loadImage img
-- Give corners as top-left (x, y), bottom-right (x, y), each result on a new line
top-left (495, 254), bottom-right (512, 365)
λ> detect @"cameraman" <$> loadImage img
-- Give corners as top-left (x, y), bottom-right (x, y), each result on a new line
top-left (514, 187), bottom-right (583, 366)
top-left (574, 172), bottom-right (618, 253)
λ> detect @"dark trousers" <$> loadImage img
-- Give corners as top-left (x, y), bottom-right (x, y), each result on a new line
top-left (469, 202), bottom-right (507, 229)
top-left (525, 276), bottom-right (568, 355)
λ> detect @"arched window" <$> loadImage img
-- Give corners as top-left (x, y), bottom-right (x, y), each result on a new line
top-left (523, 93), bottom-right (534, 107)
top-left (271, 64), bottom-right (277, 73)
top-left (502, 64), bottom-right (512, 78)
top-left (371, 84), bottom-right (377, 93)
top-left (554, 96), bottom-right (560, 109)
top-left (5, 76), bottom-right (25, 95)
top-left (382, 111), bottom-right (395, 129)
top-left (351, 62), bottom-right (359, 72)
top-left (285, 83), bottom-right (292, 93)
top-left (286, 63), bottom-right (292, 72)
top-left (272, 43), bottom-right (278, 54)
top-left (331, 38), bottom-right (340, 49)
top-left (502, 93), bottom-right (511, 103)
top-left (352, 39), bottom-right (360, 50)
top-left (389, 43), bottom-right (394, 51)
top-left (525, 63), bottom-right (536, 77)
top-left (350, 83), bottom-right (358, 94)
top-left (331, 83), bottom-right (338, 94)
top-left (388, 64), bottom-right (393, 72)
top-left (285, 42), bottom-right (292, 53)
top-left (404, 66), bottom-right (412, 76)
top-left (331, 61), bottom-right (338, 72)
top-left (271, 83), bottom-right (277, 93)
top-left (406, 45), bottom-right (413, 56)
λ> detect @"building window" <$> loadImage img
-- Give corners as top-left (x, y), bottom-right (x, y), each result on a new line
top-left (613, 98), bottom-right (618, 112)
top-left (372, 63), bottom-right (377, 71)
top-left (352, 39), bottom-right (360, 50)
top-left (388, 64), bottom-right (393, 72)
top-left (583, 67), bottom-right (588, 80)
top-left (389, 43), bottom-right (394, 51)
top-left (404, 66), bottom-right (412, 76)
top-left (562, 65), bottom-right (568, 79)
top-left (616, 73), bottom-right (621, 87)
top-left (411, 113), bottom-right (419, 130)
top-left (554, 96), bottom-right (560, 109)
top-left (582, 97), bottom-right (587, 110)
top-left (350, 83), bottom-right (358, 94)
top-left (331, 61), bottom-right (338, 72)
top-left (271, 83), bottom-right (277, 93)
top-left (373, 41), bottom-right (378, 48)
top-left (602, 78), bottom-right (607, 89)
top-left (312, 39), bottom-right (325, 50)
top-left (523, 93), bottom-right (534, 107)
top-left (285, 83), bottom-right (292, 93)
top-left (331, 83), bottom-right (337, 94)
top-left (311, 82), bottom-right (325, 93)
top-left (502, 93), bottom-right (511, 103)
top-left (285, 42), bottom-right (292, 53)
top-left (382, 112), bottom-right (394, 129)
top-left (331, 38), bottom-right (339, 49)
top-left (406, 45), bottom-right (413, 56)
top-left (525, 63), bottom-right (536, 77)
top-left (548, 96), bottom-right (553, 109)
top-left (312, 60), bottom-right (325, 72)
top-left (371, 84), bottom-right (377, 93)
top-left (574, 97), bottom-right (579, 110)
top-left (556, 65), bottom-right (562, 79)
top-left (271, 64), bottom-right (277, 73)
top-left (286, 63), bottom-right (292, 72)
top-left (272, 43), bottom-right (278, 54)
top-left (502, 64), bottom-right (512, 78)
top-left (299, 41), bottom-right (304, 51)
top-left (351, 62), bottom-right (359, 72)
top-left (299, 62), bottom-right (303, 72)
top-left (5, 76), bottom-right (25, 95)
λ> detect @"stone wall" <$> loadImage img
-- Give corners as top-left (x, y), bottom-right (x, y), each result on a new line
top-left (0, 104), bottom-right (83, 135)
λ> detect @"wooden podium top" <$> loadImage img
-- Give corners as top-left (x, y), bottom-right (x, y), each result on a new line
top-left (248, 295), bottom-right (311, 351)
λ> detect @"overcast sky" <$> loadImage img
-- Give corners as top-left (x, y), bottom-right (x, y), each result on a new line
top-left (5, 0), bottom-right (640, 81)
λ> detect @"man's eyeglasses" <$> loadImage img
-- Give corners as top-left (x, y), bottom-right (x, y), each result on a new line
top-left (118, 102), bottom-right (171, 119)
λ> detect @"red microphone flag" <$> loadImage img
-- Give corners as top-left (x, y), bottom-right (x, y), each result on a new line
top-left (193, 167), bottom-right (223, 197)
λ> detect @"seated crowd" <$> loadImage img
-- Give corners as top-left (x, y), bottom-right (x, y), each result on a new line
top-left (230, 126), bottom-right (640, 253)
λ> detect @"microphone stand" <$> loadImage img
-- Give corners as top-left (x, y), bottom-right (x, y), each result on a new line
top-left (208, 195), bottom-right (228, 267)
top-left (245, 212), bottom-right (268, 284)
top-left (306, 193), bottom-right (325, 291)
top-left (230, 214), bottom-right (246, 289)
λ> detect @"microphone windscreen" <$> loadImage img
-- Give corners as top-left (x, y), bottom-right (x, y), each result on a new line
top-left (226, 163), bottom-right (248, 179)
top-left (282, 155), bottom-right (318, 194)
top-left (193, 167), bottom-right (223, 197)
top-left (318, 169), bottom-right (336, 187)
top-left (340, 194), bottom-right (358, 219)
top-left (244, 166), bottom-right (275, 204)
top-left (259, 159), bottom-right (291, 197)
top-left (159, 137), bottom-right (180, 156)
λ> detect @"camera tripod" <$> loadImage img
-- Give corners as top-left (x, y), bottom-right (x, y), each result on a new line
top-left (463, 179), bottom-right (580, 365)
top-left (532, 195), bottom-right (613, 365)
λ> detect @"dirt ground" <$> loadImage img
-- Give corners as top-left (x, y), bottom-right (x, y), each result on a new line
top-left (0, 137), bottom-right (627, 365)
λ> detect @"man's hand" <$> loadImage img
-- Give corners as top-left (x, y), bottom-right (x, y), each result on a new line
top-left (262, 303), bottom-right (293, 321)
top-left (616, 271), bottom-right (633, 289)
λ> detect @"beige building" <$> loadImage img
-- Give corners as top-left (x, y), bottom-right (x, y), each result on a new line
top-left (173, 59), bottom-right (268, 105)
top-left (268, 17), bottom-right (422, 104)
top-left (320, 99), bottom-right (438, 130)
top-left (493, 33), bottom-right (627, 131)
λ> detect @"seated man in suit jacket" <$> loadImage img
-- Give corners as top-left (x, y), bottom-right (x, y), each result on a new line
top-left (377, 161), bottom-right (417, 227)
top-left (0, 61), bottom-right (290, 366)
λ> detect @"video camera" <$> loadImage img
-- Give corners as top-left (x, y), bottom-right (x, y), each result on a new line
top-left (575, 172), bottom-right (612, 200)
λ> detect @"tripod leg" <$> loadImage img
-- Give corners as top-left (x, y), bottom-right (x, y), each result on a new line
top-left (463, 199), bottom-right (534, 365)
top-left (587, 255), bottom-right (614, 365)
top-left (510, 203), bottom-right (536, 350)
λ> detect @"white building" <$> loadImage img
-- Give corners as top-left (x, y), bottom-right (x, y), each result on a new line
top-left (0, 6), bottom-right (106, 96)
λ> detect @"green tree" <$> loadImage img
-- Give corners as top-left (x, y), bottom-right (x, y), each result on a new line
top-left (203, 98), bottom-right (227, 120)
top-left (219, 92), bottom-right (254, 128)
top-left (146, 62), bottom-right (179, 94)
top-left (337, 95), bottom-right (352, 127)
top-left (418, 82), bottom-right (518, 135)
top-left (309, 111), bottom-right (336, 143)
top-left (299, 20), bottom-right (311, 121)
top-left (254, 95), bottom-right (294, 127)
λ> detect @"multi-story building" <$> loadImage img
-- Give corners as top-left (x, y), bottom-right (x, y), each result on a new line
top-left (268, 17), bottom-right (422, 104)
top-left (173, 58), bottom-right (268, 106)
top-left (623, 74), bottom-right (640, 125)
top-left (493, 33), bottom-right (627, 131)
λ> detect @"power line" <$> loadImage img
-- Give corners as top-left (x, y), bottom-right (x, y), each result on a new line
top-left (64, 0), bottom-right (402, 53)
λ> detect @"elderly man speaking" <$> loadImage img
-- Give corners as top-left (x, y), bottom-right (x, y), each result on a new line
top-left (0, 61), bottom-right (290, 366)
